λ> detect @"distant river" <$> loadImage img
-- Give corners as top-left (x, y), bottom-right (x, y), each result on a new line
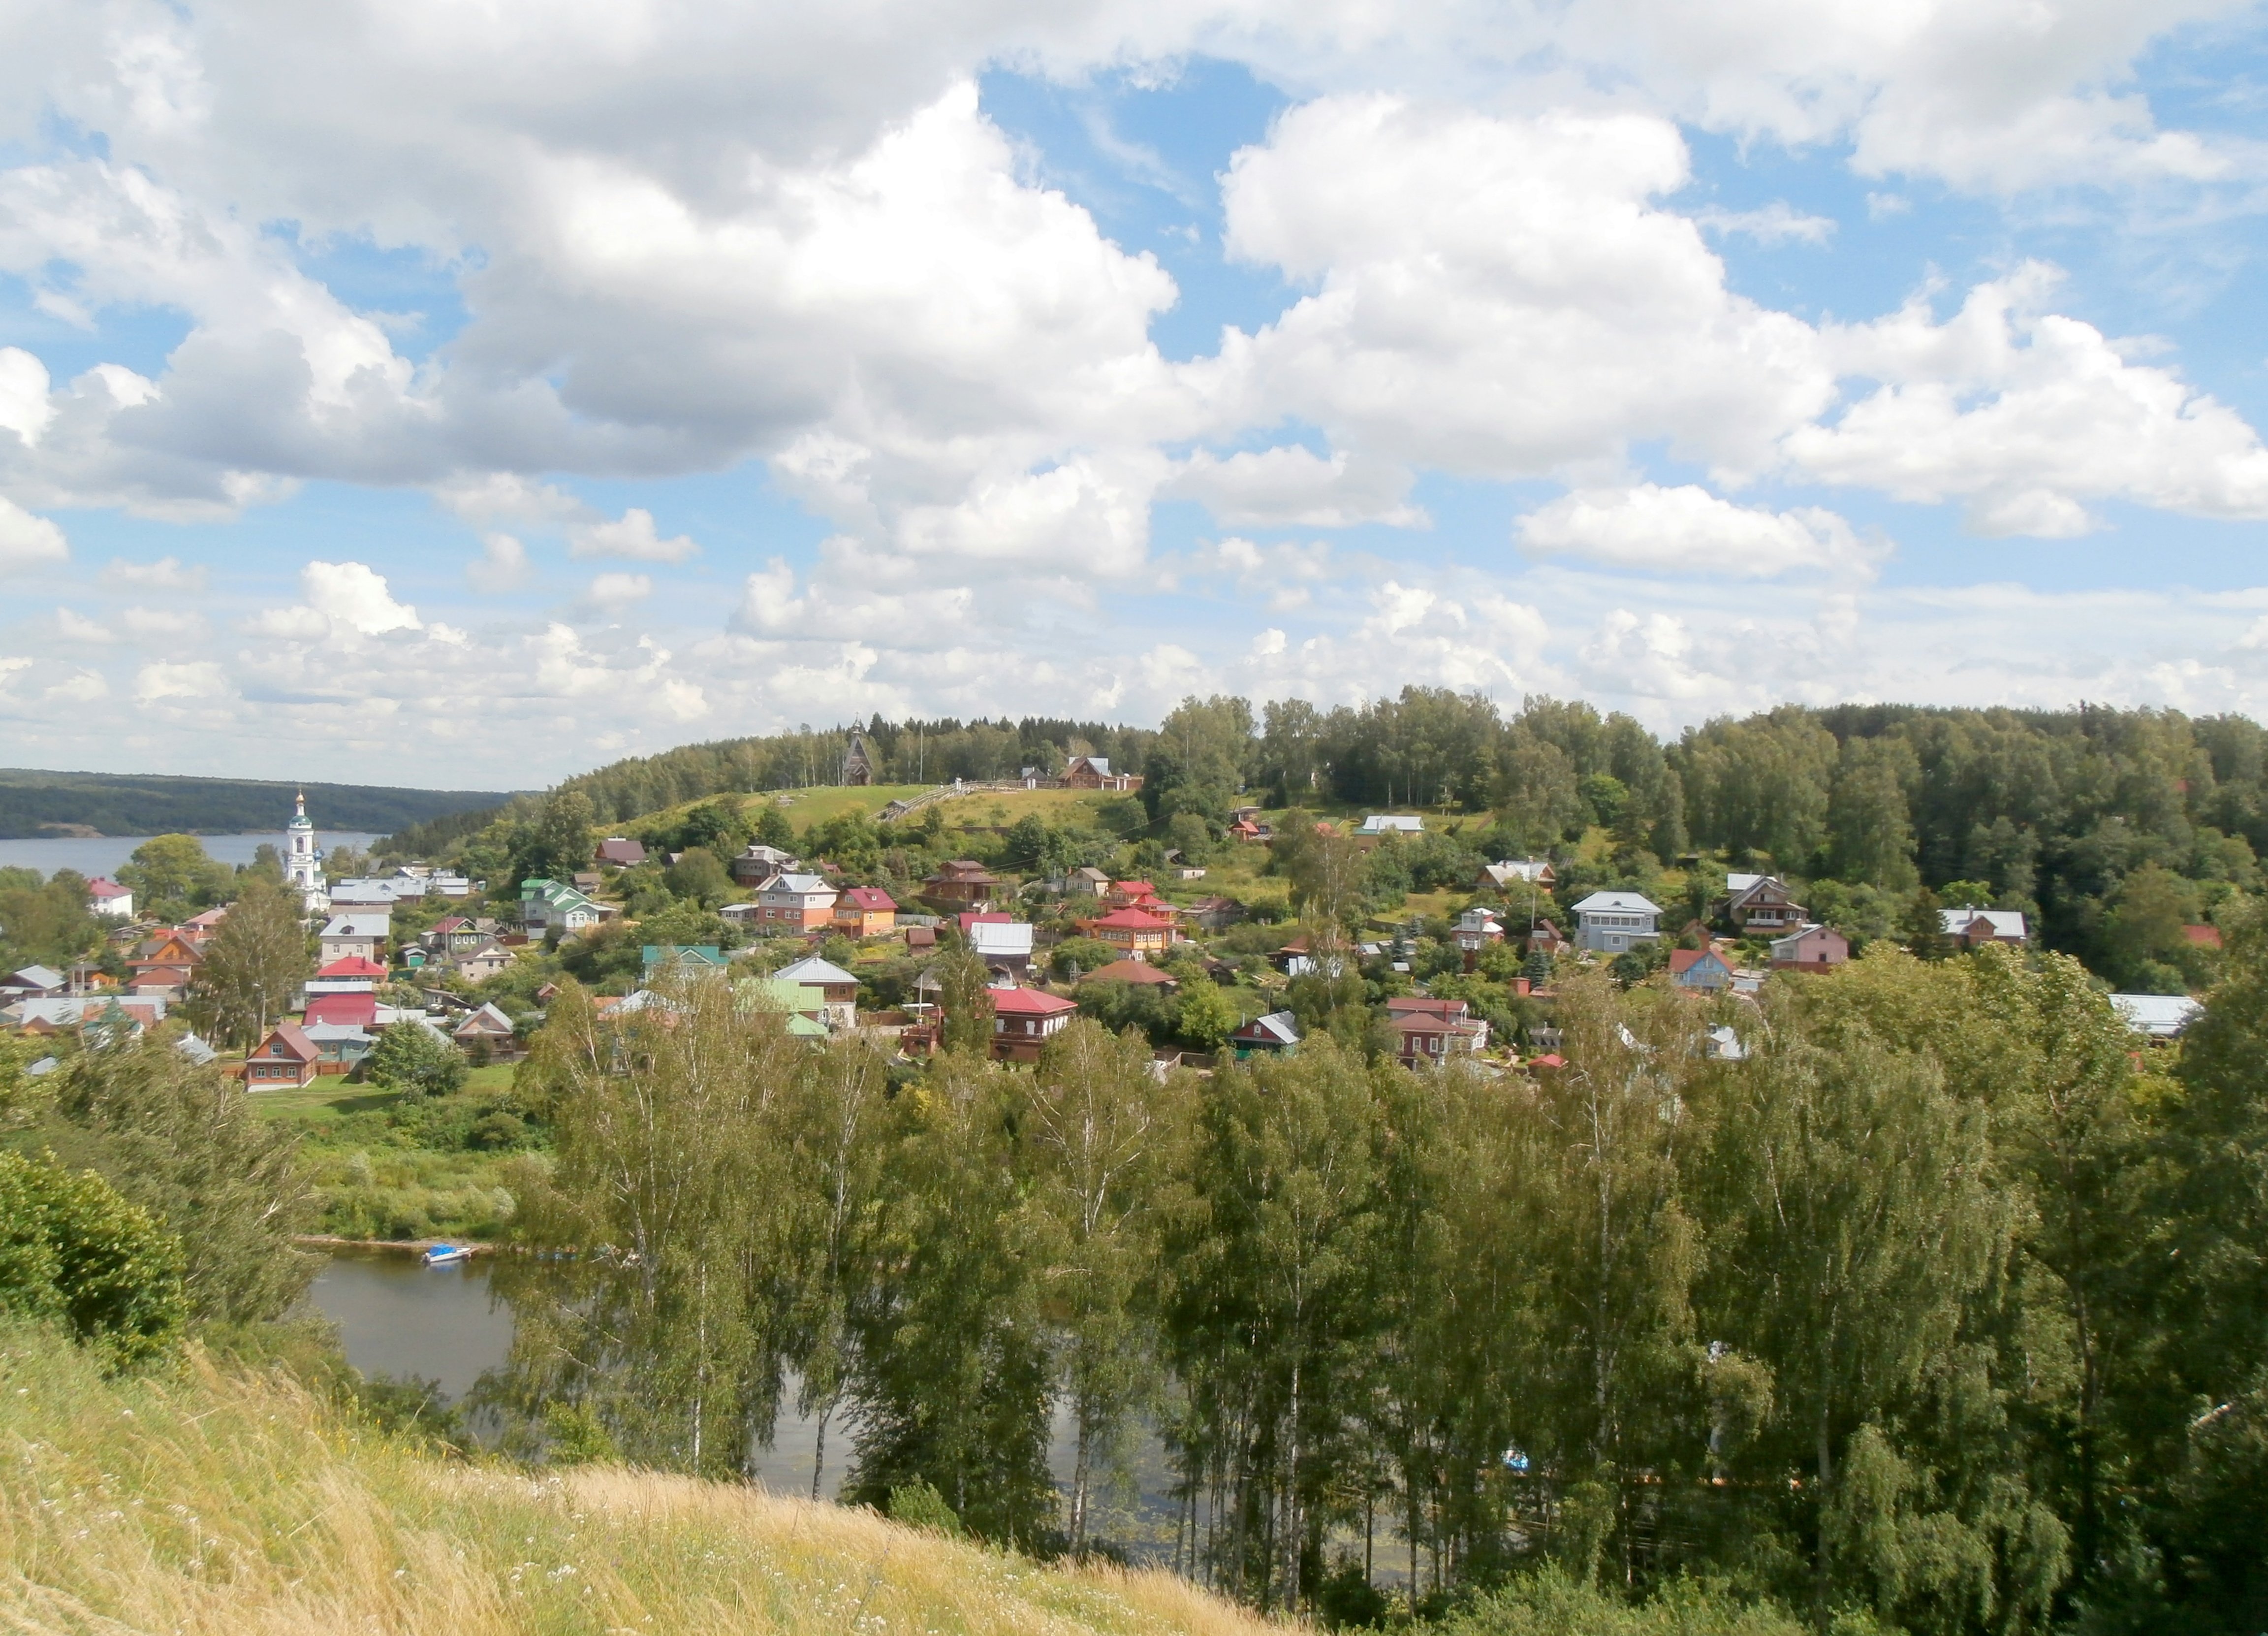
top-left (0, 831), bottom-right (384, 879)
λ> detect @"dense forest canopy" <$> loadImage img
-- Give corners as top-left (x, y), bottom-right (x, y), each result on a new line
top-left (387, 694), bottom-right (2268, 993)
top-left (0, 768), bottom-right (510, 838)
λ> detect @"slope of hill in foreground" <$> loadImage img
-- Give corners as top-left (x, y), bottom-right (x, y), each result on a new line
top-left (0, 768), bottom-right (513, 839)
top-left (0, 1319), bottom-right (1263, 1636)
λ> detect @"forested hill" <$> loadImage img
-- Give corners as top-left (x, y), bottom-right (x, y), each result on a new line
top-left (0, 768), bottom-right (513, 838)
top-left (431, 697), bottom-right (2268, 990)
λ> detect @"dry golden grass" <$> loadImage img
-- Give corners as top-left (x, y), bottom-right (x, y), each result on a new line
top-left (0, 1320), bottom-right (1282, 1636)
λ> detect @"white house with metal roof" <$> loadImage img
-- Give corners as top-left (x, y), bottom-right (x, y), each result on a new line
top-left (1569, 891), bottom-right (1664, 954)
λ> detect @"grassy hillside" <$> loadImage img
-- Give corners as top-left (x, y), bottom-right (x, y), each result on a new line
top-left (0, 1317), bottom-right (1270, 1636)
top-left (0, 768), bottom-right (513, 839)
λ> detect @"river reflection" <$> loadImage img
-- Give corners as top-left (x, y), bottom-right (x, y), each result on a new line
top-left (305, 1251), bottom-right (1182, 1555)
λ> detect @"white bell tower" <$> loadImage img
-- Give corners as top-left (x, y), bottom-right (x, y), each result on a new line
top-left (284, 789), bottom-right (329, 913)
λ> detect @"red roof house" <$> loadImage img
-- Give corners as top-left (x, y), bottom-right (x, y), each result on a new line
top-left (990, 986), bottom-right (1078, 1062)
top-left (304, 992), bottom-right (378, 1029)
top-left (1083, 957), bottom-right (1179, 989)
top-left (833, 886), bottom-right (899, 937)
top-left (317, 956), bottom-right (389, 981)
top-left (1081, 906), bottom-right (1180, 958)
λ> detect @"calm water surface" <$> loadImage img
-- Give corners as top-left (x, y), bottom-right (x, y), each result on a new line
top-left (0, 832), bottom-right (384, 879)
top-left (306, 1250), bottom-right (1183, 1549)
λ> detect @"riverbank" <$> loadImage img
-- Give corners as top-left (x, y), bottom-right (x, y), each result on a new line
top-left (255, 1065), bottom-right (542, 1243)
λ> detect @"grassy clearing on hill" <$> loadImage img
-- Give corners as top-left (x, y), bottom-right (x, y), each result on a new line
top-left (0, 1317), bottom-right (1281, 1636)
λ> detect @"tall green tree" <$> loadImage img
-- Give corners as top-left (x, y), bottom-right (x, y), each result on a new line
top-left (191, 878), bottom-right (310, 1048)
top-left (845, 1054), bottom-right (1055, 1545)
top-left (1028, 1020), bottom-right (1184, 1553)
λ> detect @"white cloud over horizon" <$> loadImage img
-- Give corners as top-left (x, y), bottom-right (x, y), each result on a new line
top-left (1, 0), bottom-right (2268, 781)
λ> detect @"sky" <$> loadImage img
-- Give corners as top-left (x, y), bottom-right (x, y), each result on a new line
top-left (5, 2), bottom-right (2268, 788)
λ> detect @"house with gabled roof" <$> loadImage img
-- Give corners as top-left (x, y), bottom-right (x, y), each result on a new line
top-left (833, 886), bottom-right (898, 938)
top-left (1570, 892), bottom-right (1663, 954)
top-left (244, 1020), bottom-right (320, 1089)
top-left (990, 985), bottom-right (1078, 1061)
top-left (452, 1002), bottom-right (520, 1059)
top-left (595, 837), bottom-right (648, 867)
top-left (1082, 905), bottom-right (1180, 960)
top-left (1061, 755), bottom-right (1139, 792)
top-left (319, 915), bottom-right (387, 967)
top-left (128, 932), bottom-right (204, 997)
top-left (1770, 924), bottom-right (1849, 972)
top-left (1356, 814), bottom-right (1424, 837)
top-left (519, 879), bottom-right (607, 936)
top-left (1230, 1010), bottom-right (1301, 1058)
top-left (1721, 873), bottom-right (1807, 936)
top-left (1669, 947), bottom-right (1735, 991)
top-left (923, 860), bottom-right (1003, 912)
top-left (772, 955), bottom-right (861, 1029)
top-left (85, 877), bottom-right (134, 919)
top-left (1941, 906), bottom-right (2028, 947)
top-left (1478, 858), bottom-right (1555, 893)
top-left (757, 872), bottom-right (839, 932)
top-left (1385, 995), bottom-right (1487, 1066)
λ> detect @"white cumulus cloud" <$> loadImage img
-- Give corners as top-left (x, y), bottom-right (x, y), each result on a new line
top-left (1518, 484), bottom-right (1883, 577)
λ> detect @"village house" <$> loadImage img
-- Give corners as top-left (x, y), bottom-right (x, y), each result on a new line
top-left (128, 931), bottom-right (204, 998)
top-left (182, 906), bottom-right (229, 943)
top-left (730, 844), bottom-right (802, 887)
top-left (757, 872), bottom-right (839, 932)
top-left (1185, 895), bottom-right (1242, 932)
top-left (1065, 866), bottom-right (1112, 897)
top-left (1453, 907), bottom-right (1505, 954)
top-left (304, 987), bottom-right (378, 1029)
top-left (1722, 874), bottom-right (1808, 935)
top-left (1083, 904), bottom-right (1180, 960)
top-left (968, 918), bottom-right (1036, 979)
top-left (520, 879), bottom-right (607, 936)
top-left (84, 877), bottom-right (134, 919)
top-left (642, 944), bottom-right (726, 982)
top-left (7, 995), bottom-right (166, 1037)
top-left (1941, 906), bottom-right (2029, 947)
top-left (308, 955), bottom-right (386, 994)
top-left (1084, 957), bottom-right (1179, 991)
top-left (772, 955), bottom-right (861, 1030)
top-left (452, 1002), bottom-right (520, 1059)
top-left (1571, 891), bottom-right (1663, 954)
top-left (328, 879), bottom-right (400, 910)
top-left (1527, 919), bottom-right (1569, 958)
top-left (1770, 924), bottom-right (1850, 972)
top-left (1478, 858), bottom-right (1555, 893)
top-left (1385, 995), bottom-right (1488, 1066)
top-left (1060, 755), bottom-right (1140, 792)
top-left (301, 1023), bottom-right (377, 1067)
top-left (1356, 814), bottom-right (1425, 838)
top-left (1669, 947), bottom-right (1735, 992)
top-left (319, 915), bottom-right (387, 967)
top-left (990, 985), bottom-right (1078, 1061)
top-left (423, 916), bottom-right (493, 955)
top-left (1104, 878), bottom-right (1163, 911)
top-left (450, 940), bottom-right (516, 983)
top-left (833, 886), bottom-right (898, 938)
top-left (1230, 1010), bottom-right (1302, 1058)
top-left (923, 860), bottom-right (1003, 912)
top-left (0, 965), bottom-right (65, 1001)
top-left (2110, 993), bottom-right (2205, 1040)
top-left (738, 979), bottom-right (832, 1037)
top-left (595, 837), bottom-right (648, 867)
top-left (244, 1020), bottom-right (320, 1089)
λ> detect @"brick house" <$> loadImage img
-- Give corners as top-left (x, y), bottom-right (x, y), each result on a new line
top-left (1384, 995), bottom-right (1488, 1066)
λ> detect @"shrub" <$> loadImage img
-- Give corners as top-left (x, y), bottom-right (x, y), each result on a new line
top-left (0, 1150), bottom-right (185, 1367)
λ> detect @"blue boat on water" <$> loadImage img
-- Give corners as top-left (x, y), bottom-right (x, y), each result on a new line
top-left (423, 1244), bottom-right (472, 1267)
